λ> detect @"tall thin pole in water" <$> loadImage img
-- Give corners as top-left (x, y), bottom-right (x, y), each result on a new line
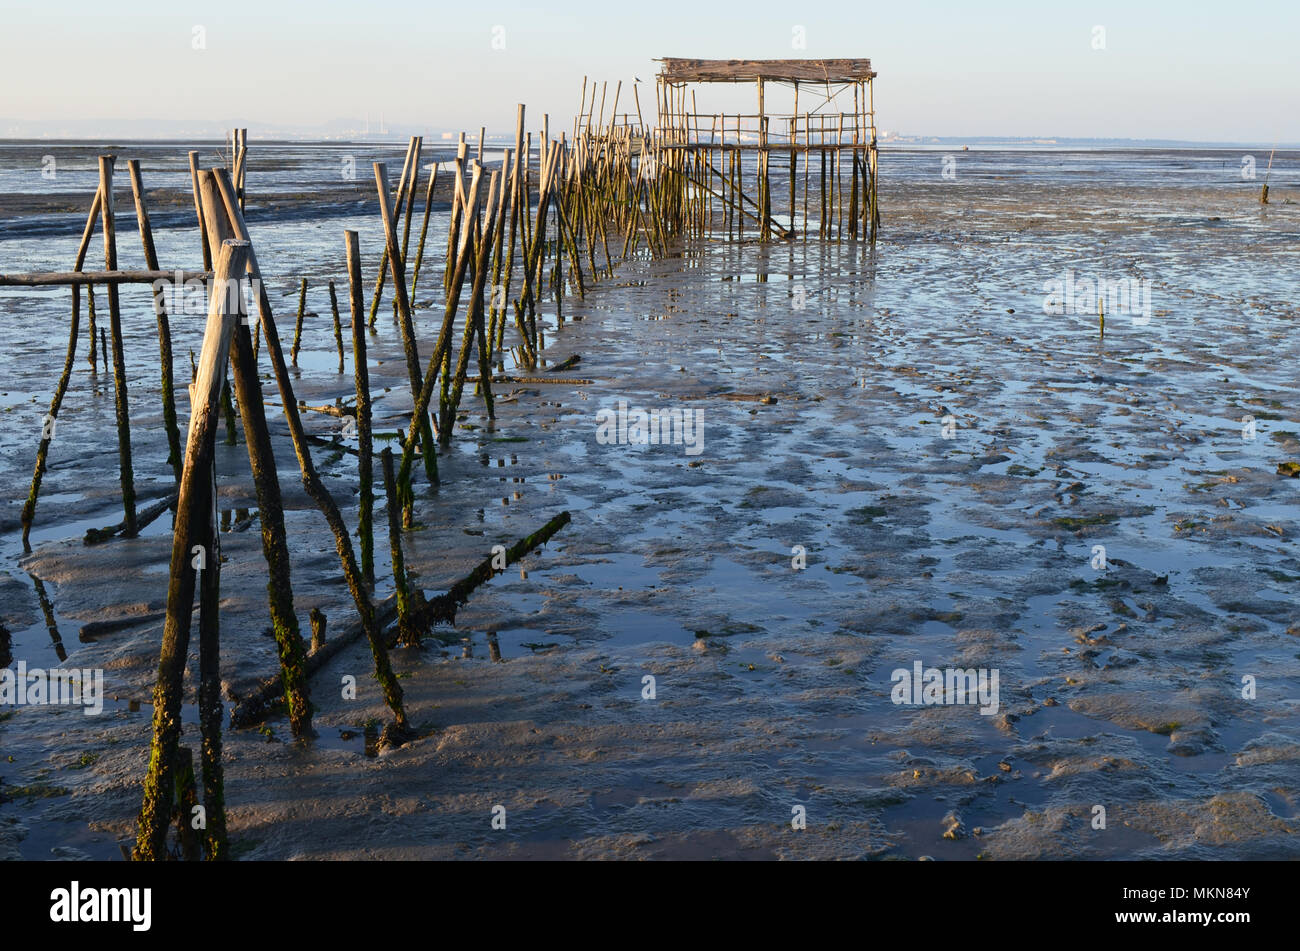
top-left (98, 155), bottom-right (138, 536)
top-left (345, 231), bottom-right (375, 586)
top-left (134, 238), bottom-right (248, 862)
top-left (127, 158), bottom-right (183, 483)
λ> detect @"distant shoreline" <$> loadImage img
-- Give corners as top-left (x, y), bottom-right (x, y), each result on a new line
top-left (0, 137), bottom-right (1296, 153)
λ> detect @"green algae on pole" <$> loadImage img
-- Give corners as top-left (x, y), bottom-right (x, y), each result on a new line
top-left (443, 170), bottom-right (504, 442)
top-left (416, 510), bottom-right (572, 627)
top-left (374, 161), bottom-right (438, 486)
top-left (134, 238), bottom-right (249, 862)
top-left (229, 510), bottom-right (573, 728)
top-left (21, 184), bottom-right (105, 547)
top-left (209, 168), bottom-right (407, 731)
top-left (98, 155), bottom-right (138, 537)
top-left (198, 170), bottom-right (314, 738)
top-left (126, 159), bottom-right (184, 483)
top-left (381, 448), bottom-right (421, 646)
top-left (408, 164), bottom-right (439, 304)
top-left (328, 280), bottom-right (345, 375)
top-left (345, 231), bottom-right (376, 587)
top-left (173, 746), bottom-right (201, 861)
top-left (309, 607), bottom-right (327, 652)
top-left (291, 277), bottom-right (307, 366)
top-left (21, 285), bottom-right (80, 551)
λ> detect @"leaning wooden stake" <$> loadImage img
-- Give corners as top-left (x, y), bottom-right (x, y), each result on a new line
top-left (198, 171), bottom-right (313, 738)
top-left (196, 449), bottom-right (227, 860)
top-left (98, 155), bottom-right (138, 536)
top-left (442, 170), bottom-right (503, 441)
top-left (397, 165), bottom-right (483, 496)
top-left (209, 168), bottom-right (407, 731)
top-left (327, 280), bottom-right (346, 374)
top-left (381, 448), bottom-right (421, 646)
top-left (345, 231), bottom-right (375, 586)
top-left (21, 189), bottom-right (103, 548)
top-left (228, 510), bottom-right (572, 727)
top-left (408, 165), bottom-right (439, 303)
top-left (374, 161), bottom-right (438, 486)
top-left (291, 277), bottom-right (307, 366)
top-left (127, 159), bottom-right (184, 483)
top-left (134, 239), bottom-right (248, 862)
top-left (21, 287), bottom-right (80, 550)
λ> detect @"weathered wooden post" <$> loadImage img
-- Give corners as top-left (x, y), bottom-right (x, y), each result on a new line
top-left (134, 238), bottom-right (249, 862)
top-left (208, 168), bottom-right (408, 731)
top-left (198, 170), bottom-right (313, 738)
top-left (345, 231), bottom-right (375, 586)
top-left (374, 161), bottom-right (439, 486)
top-left (126, 159), bottom-right (184, 483)
top-left (98, 155), bottom-right (138, 536)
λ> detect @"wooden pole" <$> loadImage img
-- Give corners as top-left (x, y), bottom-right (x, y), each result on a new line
top-left (408, 164), bottom-right (439, 303)
top-left (209, 168), bottom-right (407, 730)
top-left (98, 155), bottom-right (138, 536)
top-left (198, 171), bottom-right (313, 736)
top-left (188, 151), bottom-right (212, 272)
top-left (126, 159), bottom-right (183, 483)
top-left (21, 188), bottom-right (102, 546)
top-left (21, 287), bottom-right (80, 550)
top-left (374, 161), bottom-right (439, 485)
top-left (134, 238), bottom-right (249, 862)
top-left (291, 277), bottom-right (307, 365)
top-left (328, 280), bottom-right (345, 374)
top-left (397, 166), bottom-right (482, 496)
top-left (0, 269), bottom-right (210, 287)
top-left (441, 170), bottom-right (503, 442)
top-left (380, 448), bottom-right (420, 646)
top-left (196, 449), bottom-right (226, 860)
top-left (344, 232), bottom-right (376, 587)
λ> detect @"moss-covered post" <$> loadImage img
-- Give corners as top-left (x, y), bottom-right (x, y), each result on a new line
top-left (197, 452), bottom-right (227, 860)
top-left (291, 277), bottom-right (308, 365)
top-left (381, 448), bottom-right (419, 646)
top-left (198, 170), bottom-right (313, 737)
top-left (98, 155), bottom-right (138, 536)
top-left (345, 232), bottom-right (375, 586)
top-left (22, 285), bottom-right (80, 551)
top-left (373, 162), bottom-right (438, 486)
top-left (211, 169), bottom-right (407, 730)
top-left (126, 159), bottom-right (183, 483)
top-left (134, 239), bottom-right (248, 862)
top-left (328, 280), bottom-right (345, 375)
top-left (173, 746), bottom-right (201, 861)
top-left (23, 191), bottom-right (100, 544)
top-left (309, 608), bottom-right (327, 652)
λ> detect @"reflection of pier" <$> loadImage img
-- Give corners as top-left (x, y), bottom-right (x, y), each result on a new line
top-left (649, 58), bottom-right (880, 241)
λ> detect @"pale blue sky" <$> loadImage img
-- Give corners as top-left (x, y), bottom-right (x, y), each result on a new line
top-left (0, 0), bottom-right (1296, 140)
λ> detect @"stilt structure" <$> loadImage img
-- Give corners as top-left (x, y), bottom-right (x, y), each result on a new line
top-left (651, 57), bottom-right (879, 242)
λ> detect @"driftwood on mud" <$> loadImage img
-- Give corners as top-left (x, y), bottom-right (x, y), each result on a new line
top-left (229, 510), bottom-right (572, 729)
top-left (83, 493), bottom-right (176, 545)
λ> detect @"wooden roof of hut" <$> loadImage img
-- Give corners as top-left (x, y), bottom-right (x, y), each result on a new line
top-left (655, 58), bottom-right (876, 84)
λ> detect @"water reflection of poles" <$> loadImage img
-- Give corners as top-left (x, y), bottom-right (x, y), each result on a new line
top-left (29, 574), bottom-right (67, 663)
